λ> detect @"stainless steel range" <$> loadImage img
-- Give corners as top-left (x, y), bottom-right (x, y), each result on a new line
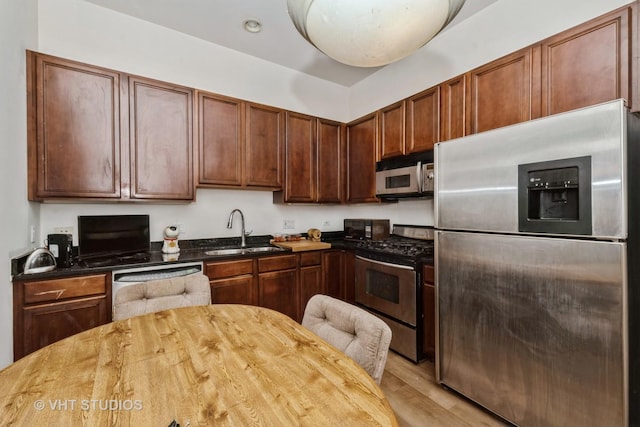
top-left (353, 224), bottom-right (433, 363)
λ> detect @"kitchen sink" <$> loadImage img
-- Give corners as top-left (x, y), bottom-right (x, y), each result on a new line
top-left (204, 246), bottom-right (283, 256)
top-left (245, 246), bottom-right (282, 253)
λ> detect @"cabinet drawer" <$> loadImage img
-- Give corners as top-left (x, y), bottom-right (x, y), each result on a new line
top-left (258, 255), bottom-right (297, 273)
top-left (299, 251), bottom-right (322, 267)
top-left (207, 259), bottom-right (254, 280)
top-left (24, 274), bottom-right (107, 304)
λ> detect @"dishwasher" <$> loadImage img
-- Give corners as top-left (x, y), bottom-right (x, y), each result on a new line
top-left (111, 261), bottom-right (204, 318)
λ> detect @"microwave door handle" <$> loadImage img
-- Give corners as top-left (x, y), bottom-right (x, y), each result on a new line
top-left (416, 161), bottom-right (423, 193)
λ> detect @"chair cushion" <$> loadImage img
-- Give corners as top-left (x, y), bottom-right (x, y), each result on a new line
top-left (302, 294), bottom-right (392, 384)
top-left (113, 273), bottom-right (211, 321)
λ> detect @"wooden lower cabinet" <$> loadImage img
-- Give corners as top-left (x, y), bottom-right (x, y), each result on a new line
top-left (13, 274), bottom-right (110, 360)
top-left (299, 252), bottom-right (323, 317)
top-left (322, 249), bottom-right (355, 303)
top-left (344, 251), bottom-right (356, 304)
top-left (205, 250), bottom-right (351, 322)
top-left (323, 249), bottom-right (344, 301)
top-left (423, 265), bottom-right (436, 360)
top-left (206, 259), bottom-right (255, 305)
top-left (258, 254), bottom-right (298, 321)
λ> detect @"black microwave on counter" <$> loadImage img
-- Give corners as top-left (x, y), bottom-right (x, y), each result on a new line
top-left (344, 219), bottom-right (390, 241)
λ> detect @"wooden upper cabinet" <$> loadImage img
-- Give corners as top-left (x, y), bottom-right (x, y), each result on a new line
top-left (540, 6), bottom-right (633, 116)
top-left (278, 113), bottom-right (343, 204)
top-left (197, 92), bottom-right (243, 187)
top-left (440, 74), bottom-right (467, 142)
top-left (245, 103), bottom-right (284, 189)
top-left (346, 112), bottom-right (379, 203)
top-left (28, 52), bottom-right (123, 200)
top-left (283, 111), bottom-right (317, 202)
top-left (467, 47), bottom-right (537, 134)
top-left (316, 118), bottom-right (344, 203)
top-left (128, 76), bottom-right (194, 200)
top-left (27, 51), bottom-right (195, 202)
top-left (379, 100), bottom-right (406, 159)
top-left (406, 87), bottom-right (440, 152)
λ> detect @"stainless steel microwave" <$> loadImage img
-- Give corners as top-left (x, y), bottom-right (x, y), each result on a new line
top-left (375, 151), bottom-right (434, 200)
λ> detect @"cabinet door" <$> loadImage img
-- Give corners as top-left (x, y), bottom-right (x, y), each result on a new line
top-left (20, 296), bottom-right (107, 359)
top-left (207, 259), bottom-right (255, 305)
top-left (197, 92), bottom-right (244, 186)
top-left (540, 7), bottom-right (632, 116)
top-left (258, 269), bottom-right (298, 320)
top-left (344, 251), bottom-right (356, 303)
top-left (407, 87), bottom-right (439, 152)
top-left (284, 111), bottom-right (316, 202)
top-left (440, 75), bottom-right (467, 142)
top-left (423, 265), bottom-right (435, 360)
top-left (379, 101), bottom-right (406, 159)
top-left (346, 113), bottom-right (378, 203)
top-left (299, 265), bottom-right (323, 319)
top-left (28, 52), bottom-right (123, 200)
top-left (129, 76), bottom-right (194, 200)
top-left (317, 119), bottom-right (344, 203)
top-left (211, 276), bottom-right (254, 305)
top-left (323, 250), bottom-right (345, 301)
top-left (467, 48), bottom-right (536, 134)
top-left (245, 103), bottom-right (284, 188)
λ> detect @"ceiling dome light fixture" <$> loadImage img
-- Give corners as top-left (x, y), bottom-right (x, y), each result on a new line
top-left (243, 18), bottom-right (262, 33)
top-left (287, 0), bottom-right (466, 67)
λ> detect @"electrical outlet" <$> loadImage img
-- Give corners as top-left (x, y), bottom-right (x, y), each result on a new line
top-left (54, 226), bottom-right (74, 235)
top-left (283, 219), bottom-right (295, 230)
top-left (29, 226), bottom-right (36, 243)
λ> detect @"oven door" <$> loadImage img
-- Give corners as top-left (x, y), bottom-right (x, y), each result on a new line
top-left (355, 256), bottom-right (417, 325)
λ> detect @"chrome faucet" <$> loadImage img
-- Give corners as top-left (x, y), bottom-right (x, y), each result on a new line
top-left (227, 209), bottom-right (249, 247)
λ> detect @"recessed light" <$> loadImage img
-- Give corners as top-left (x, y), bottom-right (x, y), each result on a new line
top-left (243, 19), bottom-right (262, 33)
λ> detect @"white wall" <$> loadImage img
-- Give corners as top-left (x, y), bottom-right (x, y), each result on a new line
top-left (349, 0), bottom-right (635, 119)
top-left (37, 0), bottom-right (349, 122)
top-left (1, 0), bottom-right (38, 368)
top-left (39, 190), bottom-right (434, 244)
top-left (35, 0), bottom-right (434, 244)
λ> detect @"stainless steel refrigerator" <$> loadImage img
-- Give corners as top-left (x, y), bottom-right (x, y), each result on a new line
top-left (434, 99), bottom-right (640, 427)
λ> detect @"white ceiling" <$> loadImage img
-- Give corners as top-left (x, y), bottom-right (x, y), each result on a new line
top-left (85, 0), bottom-right (498, 87)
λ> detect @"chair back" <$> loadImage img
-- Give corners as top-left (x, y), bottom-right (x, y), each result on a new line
top-left (302, 294), bottom-right (392, 384)
top-left (113, 273), bottom-right (211, 321)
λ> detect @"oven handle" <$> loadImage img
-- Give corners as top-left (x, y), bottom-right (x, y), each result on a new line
top-left (355, 255), bottom-right (415, 271)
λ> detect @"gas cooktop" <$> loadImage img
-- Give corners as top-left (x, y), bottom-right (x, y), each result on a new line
top-left (354, 224), bottom-right (434, 266)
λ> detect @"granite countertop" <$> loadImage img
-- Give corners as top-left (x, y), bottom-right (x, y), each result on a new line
top-left (12, 232), bottom-right (350, 281)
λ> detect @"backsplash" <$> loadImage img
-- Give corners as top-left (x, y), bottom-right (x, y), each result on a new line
top-left (38, 188), bottom-right (434, 246)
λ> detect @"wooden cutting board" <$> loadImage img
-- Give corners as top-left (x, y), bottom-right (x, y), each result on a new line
top-left (270, 239), bottom-right (331, 252)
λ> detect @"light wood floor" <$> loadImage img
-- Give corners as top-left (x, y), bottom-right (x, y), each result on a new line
top-left (380, 352), bottom-right (511, 427)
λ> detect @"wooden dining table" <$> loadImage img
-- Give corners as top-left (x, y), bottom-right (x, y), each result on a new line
top-left (0, 304), bottom-right (398, 426)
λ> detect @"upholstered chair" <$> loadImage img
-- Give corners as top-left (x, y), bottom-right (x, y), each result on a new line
top-left (302, 294), bottom-right (392, 384)
top-left (113, 273), bottom-right (211, 321)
